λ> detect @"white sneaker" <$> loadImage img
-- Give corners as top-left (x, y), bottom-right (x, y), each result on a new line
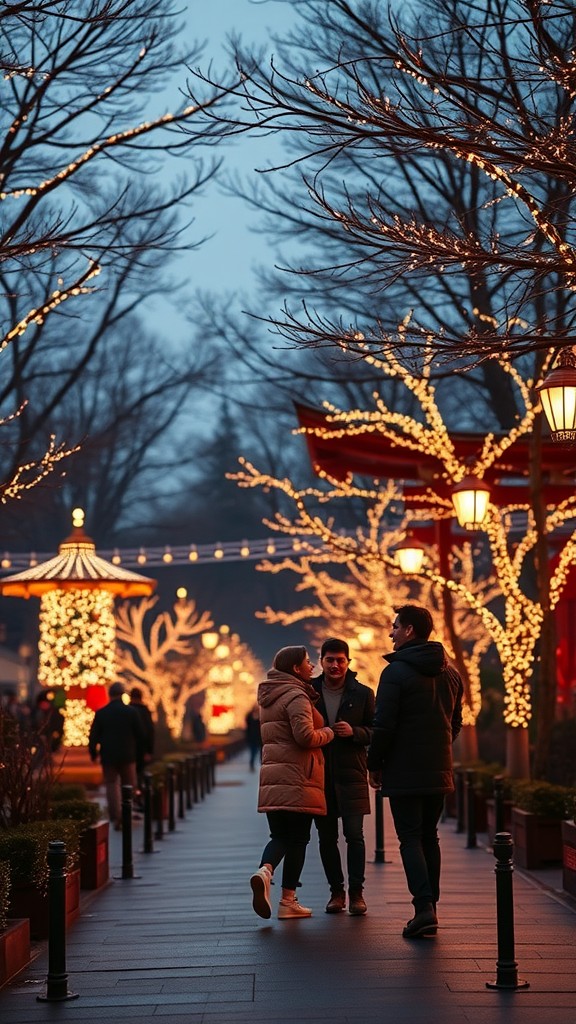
top-left (250, 867), bottom-right (272, 919)
top-left (278, 897), bottom-right (312, 919)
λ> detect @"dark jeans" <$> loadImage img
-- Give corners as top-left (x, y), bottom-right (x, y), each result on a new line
top-left (314, 813), bottom-right (366, 892)
top-left (389, 794), bottom-right (445, 912)
top-left (261, 810), bottom-right (313, 890)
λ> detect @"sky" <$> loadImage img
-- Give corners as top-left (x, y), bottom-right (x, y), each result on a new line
top-left (148, 0), bottom-right (295, 342)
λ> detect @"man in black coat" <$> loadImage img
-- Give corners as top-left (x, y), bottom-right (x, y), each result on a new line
top-left (88, 682), bottom-right (144, 830)
top-left (368, 605), bottom-right (463, 939)
top-left (129, 686), bottom-right (155, 807)
top-left (312, 637), bottom-right (375, 916)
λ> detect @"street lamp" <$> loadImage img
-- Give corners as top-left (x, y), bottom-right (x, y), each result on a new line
top-left (536, 349), bottom-right (576, 443)
top-left (394, 535), bottom-right (426, 573)
top-left (451, 475), bottom-right (491, 531)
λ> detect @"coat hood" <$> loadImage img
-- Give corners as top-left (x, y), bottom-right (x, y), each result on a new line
top-left (258, 668), bottom-right (317, 708)
top-left (384, 639), bottom-right (447, 677)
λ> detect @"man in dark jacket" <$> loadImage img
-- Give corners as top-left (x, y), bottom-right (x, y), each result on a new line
top-left (312, 637), bottom-right (375, 915)
top-left (368, 605), bottom-right (463, 938)
top-left (129, 687), bottom-right (155, 809)
top-left (88, 682), bottom-right (144, 830)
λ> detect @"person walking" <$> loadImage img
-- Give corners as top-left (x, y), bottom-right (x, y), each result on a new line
top-left (250, 646), bottom-right (334, 920)
top-left (368, 605), bottom-right (463, 939)
top-left (88, 681), bottom-right (144, 830)
top-left (312, 637), bottom-right (374, 915)
top-left (245, 702), bottom-right (262, 771)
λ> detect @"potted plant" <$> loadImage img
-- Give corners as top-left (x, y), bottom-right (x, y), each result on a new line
top-left (0, 820), bottom-right (81, 940)
top-left (511, 780), bottom-right (576, 870)
top-left (0, 860), bottom-right (30, 989)
top-left (561, 791), bottom-right (576, 898)
top-left (50, 797), bottom-right (108, 891)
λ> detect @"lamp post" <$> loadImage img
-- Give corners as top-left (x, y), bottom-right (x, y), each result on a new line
top-left (536, 348), bottom-right (576, 443)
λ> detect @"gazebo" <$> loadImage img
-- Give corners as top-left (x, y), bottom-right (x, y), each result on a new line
top-left (0, 508), bottom-right (156, 748)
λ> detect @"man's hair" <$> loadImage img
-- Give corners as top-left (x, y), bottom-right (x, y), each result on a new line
top-left (273, 646), bottom-right (308, 675)
top-left (108, 682), bottom-right (125, 698)
top-left (395, 604), bottom-right (433, 640)
top-left (320, 637), bottom-right (350, 660)
top-left (130, 687), bottom-right (142, 701)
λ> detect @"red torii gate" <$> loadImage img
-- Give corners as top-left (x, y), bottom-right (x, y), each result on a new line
top-left (294, 402), bottom-right (576, 710)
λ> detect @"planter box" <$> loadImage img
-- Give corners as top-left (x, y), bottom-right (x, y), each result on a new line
top-left (8, 868), bottom-right (81, 940)
top-left (486, 798), bottom-right (513, 846)
top-left (80, 821), bottom-right (109, 890)
top-left (511, 807), bottom-right (563, 869)
top-left (0, 919), bottom-right (30, 989)
top-left (562, 819), bottom-right (576, 897)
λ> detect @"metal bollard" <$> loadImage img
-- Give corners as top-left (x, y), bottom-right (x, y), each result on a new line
top-left (204, 751), bottom-right (213, 795)
top-left (37, 841), bottom-right (78, 1002)
top-left (191, 754), bottom-right (200, 803)
top-left (209, 748), bottom-right (216, 789)
top-left (198, 754), bottom-right (206, 800)
top-left (121, 784), bottom-right (135, 878)
top-left (154, 781), bottom-right (164, 841)
top-left (177, 762), bottom-right (185, 819)
top-left (486, 833), bottom-right (529, 990)
top-left (455, 767), bottom-right (465, 833)
top-left (166, 763), bottom-right (176, 831)
top-left (493, 775), bottom-right (505, 836)
top-left (465, 768), bottom-right (477, 849)
top-left (143, 772), bottom-right (154, 854)
top-left (185, 757), bottom-right (193, 810)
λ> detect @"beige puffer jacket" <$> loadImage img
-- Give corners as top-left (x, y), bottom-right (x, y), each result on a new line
top-left (257, 669), bottom-right (334, 815)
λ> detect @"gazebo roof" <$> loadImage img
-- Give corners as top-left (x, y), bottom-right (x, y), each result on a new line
top-left (294, 402), bottom-right (576, 505)
top-left (0, 525), bottom-right (156, 599)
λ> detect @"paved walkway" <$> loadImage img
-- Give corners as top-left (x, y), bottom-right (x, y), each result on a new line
top-left (2, 751), bottom-right (576, 1024)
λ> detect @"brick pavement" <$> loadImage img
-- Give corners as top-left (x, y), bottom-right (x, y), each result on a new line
top-left (1, 752), bottom-right (575, 1024)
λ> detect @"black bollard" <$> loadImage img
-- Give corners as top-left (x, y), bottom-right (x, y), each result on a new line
top-left (166, 763), bottom-right (176, 831)
top-left (486, 832), bottom-right (529, 990)
top-left (185, 757), bottom-right (193, 810)
top-left (121, 784), bottom-right (135, 878)
top-left (143, 772), bottom-right (154, 854)
top-left (37, 841), bottom-right (78, 1002)
top-left (204, 751), bottom-right (213, 795)
top-left (190, 754), bottom-right (199, 803)
top-left (198, 754), bottom-right (206, 800)
top-left (455, 767), bottom-right (465, 834)
top-left (493, 775), bottom-right (505, 835)
top-left (154, 781), bottom-right (164, 841)
top-left (177, 762), bottom-right (185, 820)
top-left (209, 748), bottom-right (216, 789)
top-left (465, 768), bottom-right (477, 849)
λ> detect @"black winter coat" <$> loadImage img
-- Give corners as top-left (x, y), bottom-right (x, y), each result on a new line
top-left (88, 698), bottom-right (144, 767)
top-left (367, 640), bottom-right (463, 796)
top-left (312, 671), bottom-right (375, 817)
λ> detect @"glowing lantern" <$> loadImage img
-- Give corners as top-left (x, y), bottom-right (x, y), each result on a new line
top-left (536, 349), bottom-right (576, 443)
top-left (451, 475), bottom-right (491, 531)
top-left (394, 535), bottom-right (426, 573)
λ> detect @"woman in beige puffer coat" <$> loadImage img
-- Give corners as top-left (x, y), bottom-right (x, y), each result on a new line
top-left (250, 646), bottom-right (333, 921)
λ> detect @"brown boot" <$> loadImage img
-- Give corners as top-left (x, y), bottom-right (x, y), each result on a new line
top-left (325, 889), bottom-right (346, 913)
top-left (348, 890), bottom-right (367, 915)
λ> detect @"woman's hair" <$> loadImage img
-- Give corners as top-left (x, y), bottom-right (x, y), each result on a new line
top-left (273, 646), bottom-right (308, 676)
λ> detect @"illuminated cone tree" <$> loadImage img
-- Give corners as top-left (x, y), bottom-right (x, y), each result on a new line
top-left (0, 509), bottom-right (156, 746)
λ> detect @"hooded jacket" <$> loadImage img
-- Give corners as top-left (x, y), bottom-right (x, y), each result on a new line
top-left (367, 639), bottom-right (463, 795)
top-left (257, 668), bottom-right (334, 815)
top-left (311, 670), bottom-right (374, 817)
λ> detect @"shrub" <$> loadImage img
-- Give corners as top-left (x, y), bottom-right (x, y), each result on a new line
top-left (511, 780), bottom-right (576, 819)
top-left (51, 784), bottom-right (87, 802)
top-left (0, 707), bottom-right (63, 827)
top-left (0, 821), bottom-right (81, 894)
top-left (50, 800), bottom-right (101, 831)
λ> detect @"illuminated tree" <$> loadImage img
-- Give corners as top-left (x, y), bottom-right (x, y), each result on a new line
top-left (0, 1), bottom-right (231, 503)
top-left (231, 343), bottom-right (576, 777)
top-left (115, 595), bottom-right (214, 738)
